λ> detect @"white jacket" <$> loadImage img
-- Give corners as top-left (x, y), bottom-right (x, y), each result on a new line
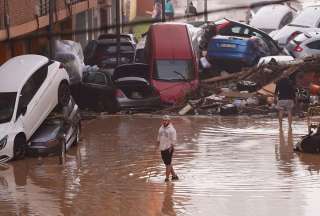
top-left (157, 123), bottom-right (177, 151)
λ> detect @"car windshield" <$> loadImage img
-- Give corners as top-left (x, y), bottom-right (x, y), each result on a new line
top-left (96, 44), bottom-right (134, 55)
top-left (154, 60), bottom-right (195, 81)
top-left (0, 92), bottom-right (16, 123)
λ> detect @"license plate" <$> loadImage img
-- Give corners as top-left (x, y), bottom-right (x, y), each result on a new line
top-left (220, 43), bottom-right (236, 48)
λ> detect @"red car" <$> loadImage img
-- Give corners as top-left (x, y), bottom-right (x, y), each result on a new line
top-left (145, 23), bottom-right (199, 105)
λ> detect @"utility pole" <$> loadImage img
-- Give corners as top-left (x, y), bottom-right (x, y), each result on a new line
top-left (116, 0), bottom-right (121, 65)
top-left (204, 0), bottom-right (208, 22)
top-left (48, 0), bottom-right (55, 59)
top-left (161, 0), bottom-right (166, 22)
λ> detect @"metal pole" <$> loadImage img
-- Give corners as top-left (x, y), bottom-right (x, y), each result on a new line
top-left (116, 0), bottom-right (121, 65)
top-left (204, 0), bottom-right (208, 22)
top-left (161, 0), bottom-right (166, 22)
top-left (48, 0), bottom-right (55, 59)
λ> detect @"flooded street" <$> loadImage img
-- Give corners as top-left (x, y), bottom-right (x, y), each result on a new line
top-left (1, 116), bottom-right (320, 215)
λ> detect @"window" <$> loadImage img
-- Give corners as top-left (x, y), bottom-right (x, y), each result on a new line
top-left (280, 12), bottom-right (293, 29)
top-left (306, 41), bottom-right (320, 50)
top-left (154, 60), bottom-right (195, 81)
top-left (0, 92), bottom-right (16, 123)
top-left (17, 64), bottom-right (48, 115)
top-left (83, 72), bottom-right (107, 85)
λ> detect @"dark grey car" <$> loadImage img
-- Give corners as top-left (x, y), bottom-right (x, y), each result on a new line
top-left (27, 98), bottom-right (81, 157)
top-left (112, 64), bottom-right (161, 111)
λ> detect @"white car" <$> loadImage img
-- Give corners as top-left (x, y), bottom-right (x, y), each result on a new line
top-left (271, 5), bottom-right (320, 47)
top-left (0, 55), bottom-right (70, 162)
top-left (250, 4), bottom-right (296, 34)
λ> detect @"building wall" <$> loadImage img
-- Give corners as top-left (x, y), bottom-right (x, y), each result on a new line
top-left (136, 0), bottom-right (153, 17)
top-left (0, 0), bottom-right (100, 64)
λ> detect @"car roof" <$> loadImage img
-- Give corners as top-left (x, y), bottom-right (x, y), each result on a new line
top-left (150, 23), bottom-right (193, 59)
top-left (95, 39), bottom-right (134, 45)
top-left (290, 6), bottom-right (320, 27)
top-left (250, 4), bottom-right (292, 29)
top-left (0, 55), bottom-right (49, 92)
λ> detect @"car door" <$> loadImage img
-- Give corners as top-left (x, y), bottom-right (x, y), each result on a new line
top-left (16, 65), bottom-right (48, 139)
top-left (306, 40), bottom-right (320, 56)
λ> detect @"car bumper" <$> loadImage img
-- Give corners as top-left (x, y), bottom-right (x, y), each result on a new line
top-left (207, 52), bottom-right (255, 65)
top-left (27, 145), bottom-right (61, 157)
top-left (118, 97), bottom-right (162, 110)
top-left (0, 135), bottom-right (15, 162)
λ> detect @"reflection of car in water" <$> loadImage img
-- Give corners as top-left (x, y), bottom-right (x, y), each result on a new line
top-left (0, 55), bottom-right (70, 162)
top-left (113, 64), bottom-right (161, 110)
top-left (27, 98), bottom-right (81, 157)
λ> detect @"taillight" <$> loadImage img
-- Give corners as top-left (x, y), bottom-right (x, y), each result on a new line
top-left (216, 21), bottom-right (231, 32)
top-left (293, 45), bottom-right (303, 52)
top-left (287, 31), bottom-right (301, 44)
top-left (116, 89), bottom-right (125, 98)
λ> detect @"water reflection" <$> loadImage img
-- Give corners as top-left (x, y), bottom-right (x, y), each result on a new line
top-left (1, 116), bottom-right (320, 216)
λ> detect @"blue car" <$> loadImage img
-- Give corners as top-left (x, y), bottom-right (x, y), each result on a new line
top-left (207, 35), bottom-right (270, 70)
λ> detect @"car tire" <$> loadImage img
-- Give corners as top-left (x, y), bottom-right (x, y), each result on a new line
top-left (13, 135), bottom-right (26, 160)
top-left (58, 82), bottom-right (71, 108)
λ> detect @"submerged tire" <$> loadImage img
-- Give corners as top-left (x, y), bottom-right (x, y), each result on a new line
top-left (13, 135), bottom-right (26, 160)
top-left (58, 82), bottom-right (71, 107)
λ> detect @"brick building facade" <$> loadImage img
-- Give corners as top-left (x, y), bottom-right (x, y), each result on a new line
top-left (0, 0), bottom-right (114, 64)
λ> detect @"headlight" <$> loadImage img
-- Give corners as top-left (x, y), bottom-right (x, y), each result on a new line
top-left (0, 135), bottom-right (8, 150)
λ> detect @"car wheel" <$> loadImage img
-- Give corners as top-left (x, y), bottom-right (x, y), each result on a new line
top-left (13, 135), bottom-right (26, 160)
top-left (58, 82), bottom-right (71, 107)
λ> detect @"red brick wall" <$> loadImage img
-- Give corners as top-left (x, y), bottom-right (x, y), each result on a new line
top-left (0, 0), bottom-right (5, 29)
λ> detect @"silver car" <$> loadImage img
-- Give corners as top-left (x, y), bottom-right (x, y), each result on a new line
top-left (286, 31), bottom-right (320, 58)
top-left (271, 5), bottom-right (320, 47)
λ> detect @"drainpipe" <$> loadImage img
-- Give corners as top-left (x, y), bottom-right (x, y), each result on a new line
top-left (204, 0), bottom-right (208, 22)
top-left (116, 0), bottom-right (120, 65)
top-left (161, 0), bottom-right (165, 22)
top-left (48, 0), bottom-right (55, 59)
top-left (3, 0), bottom-right (10, 40)
top-left (3, 0), bottom-right (14, 56)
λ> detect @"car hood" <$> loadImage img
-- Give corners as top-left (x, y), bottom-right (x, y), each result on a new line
top-left (152, 80), bottom-right (199, 104)
top-left (31, 122), bottom-right (62, 143)
top-left (0, 122), bottom-right (11, 137)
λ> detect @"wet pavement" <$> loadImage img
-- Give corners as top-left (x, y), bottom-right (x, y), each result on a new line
top-left (1, 115), bottom-right (320, 216)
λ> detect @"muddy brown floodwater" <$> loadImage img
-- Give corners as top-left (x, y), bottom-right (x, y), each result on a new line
top-left (1, 115), bottom-right (320, 216)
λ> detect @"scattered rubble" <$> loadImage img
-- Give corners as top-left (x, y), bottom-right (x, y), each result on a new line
top-left (159, 56), bottom-right (320, 116)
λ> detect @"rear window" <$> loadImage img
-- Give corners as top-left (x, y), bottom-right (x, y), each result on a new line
top-left (154, 60), bottom-right (195, 81)
top-left (95, 44), bottom-right (134, 56)
top-left (83, 72), bottom-right (107, 85)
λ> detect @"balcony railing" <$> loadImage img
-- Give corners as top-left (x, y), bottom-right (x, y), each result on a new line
top-left (38, 0), bottom-right (87, 16)
top-left (39, 0), bottom-right (49, 16)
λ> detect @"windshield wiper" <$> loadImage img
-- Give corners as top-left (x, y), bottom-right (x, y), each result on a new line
top-left (173, 71), bottom-right (188, 82)
top-left (287, 24), bottom-right (309, 28)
